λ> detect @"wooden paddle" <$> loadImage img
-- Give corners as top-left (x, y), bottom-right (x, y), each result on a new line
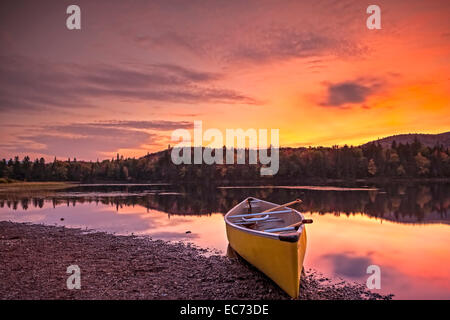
top-left (286, 219), bottom-right (314, 229)
top-left (261, 199), bottom-right (302, 213)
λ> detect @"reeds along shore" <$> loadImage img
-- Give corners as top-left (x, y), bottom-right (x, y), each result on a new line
top-left (0, 221), bottom-right (393, 300)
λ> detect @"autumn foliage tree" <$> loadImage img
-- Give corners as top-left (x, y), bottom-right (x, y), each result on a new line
top-left (1, 139), bottom-right (450, 183)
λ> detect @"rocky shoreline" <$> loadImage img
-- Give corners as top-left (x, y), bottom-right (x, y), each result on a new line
top-left (0, 221), bottom-right (392, 300)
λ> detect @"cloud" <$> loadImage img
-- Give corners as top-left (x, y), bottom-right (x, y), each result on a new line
top-left (327, 83), bottom-right (372, 105)
top-left (0, 56), bottom-right (258, 113)
top-left (320, 78), bottom-right (384, 108)
top-left (0, 120), bottom-right (193, 160)
top-left (138, 26), bottom-right (364, 65)
top-left (19, 131), bottom-right (152, 160)
top-left (79, 63), bottom-right (221, 87)
top-left (227, 28), bottom-right (354, 64)
top-left (89, 120), bottom-right (194, 131)
top-left (152, 63), bottom-right (222, 82)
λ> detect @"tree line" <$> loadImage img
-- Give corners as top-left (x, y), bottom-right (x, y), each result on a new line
top-left (1, 138), bottom-right (449, 183)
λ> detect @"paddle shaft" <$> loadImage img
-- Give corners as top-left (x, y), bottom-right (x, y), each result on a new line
top-left (263, 219), bottom-right (313, 233)
top-left (287, 219), bottom-right (313, 228)
top-left (261, 199), bottom-right (302, 213)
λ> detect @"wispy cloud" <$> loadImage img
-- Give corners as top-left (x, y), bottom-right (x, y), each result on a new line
top-left (0, 56), bottom-right (259, 113)
top-left (136, 26), bottom-right (365, 65)
top-left (0, 120), bottom-right (192, 160)
top-left (89, 120), bottom-right (193, 131)
top-left (226, 27), bottom-right (363, 64)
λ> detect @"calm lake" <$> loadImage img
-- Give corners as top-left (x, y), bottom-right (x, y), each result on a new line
top-left (1, 183), bottom-right (449, 299)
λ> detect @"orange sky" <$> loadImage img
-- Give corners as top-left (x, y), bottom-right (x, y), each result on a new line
top-left (0, 0), bottom-right (449, 161)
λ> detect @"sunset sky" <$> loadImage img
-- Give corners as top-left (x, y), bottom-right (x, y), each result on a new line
top-left (1, 0), bottom-right (449, 161)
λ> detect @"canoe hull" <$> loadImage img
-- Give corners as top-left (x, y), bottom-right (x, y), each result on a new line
top-left (225, 222), bottom-right (307, 298)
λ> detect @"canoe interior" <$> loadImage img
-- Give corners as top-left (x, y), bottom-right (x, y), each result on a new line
top-left (226, 198), bottom-right (303, 234)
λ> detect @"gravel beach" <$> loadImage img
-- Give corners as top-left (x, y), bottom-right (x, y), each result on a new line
top-left (0, 221), bottom-right (393, 300)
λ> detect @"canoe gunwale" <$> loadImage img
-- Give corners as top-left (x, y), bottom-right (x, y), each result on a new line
top-left (224, 197), bottom-right (305, 242)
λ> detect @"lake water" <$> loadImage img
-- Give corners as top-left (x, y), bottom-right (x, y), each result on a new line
top-left (1, 183), bottom-right (449, 299)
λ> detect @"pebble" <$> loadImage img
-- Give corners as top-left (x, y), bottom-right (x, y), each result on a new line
top-left (0, 221), bottom-right (393, 300)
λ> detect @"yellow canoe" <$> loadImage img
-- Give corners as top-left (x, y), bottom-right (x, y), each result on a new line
top-left (224, 197), bottom-right (311, 298)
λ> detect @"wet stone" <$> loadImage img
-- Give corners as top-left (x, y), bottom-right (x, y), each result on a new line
top-left (0, 221), bottom-right (393, 300)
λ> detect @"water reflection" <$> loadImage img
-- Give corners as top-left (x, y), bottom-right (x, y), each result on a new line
top-left (1, 183), bottom-right (449, 299)
top-left (1, 183), bottom-right (449, 224)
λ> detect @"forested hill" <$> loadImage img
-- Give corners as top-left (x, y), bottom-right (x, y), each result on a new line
top-left (365, 132), bottom-right (450, 148)
top-left (1, 133), bottom-right (450, 183)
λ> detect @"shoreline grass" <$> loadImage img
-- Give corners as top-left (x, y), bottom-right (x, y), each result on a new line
top-left (0, 181), bottom-right (77, 196)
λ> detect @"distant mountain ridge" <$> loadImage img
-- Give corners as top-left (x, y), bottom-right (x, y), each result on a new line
top-left (363, 132), bottom-right (450, 148)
